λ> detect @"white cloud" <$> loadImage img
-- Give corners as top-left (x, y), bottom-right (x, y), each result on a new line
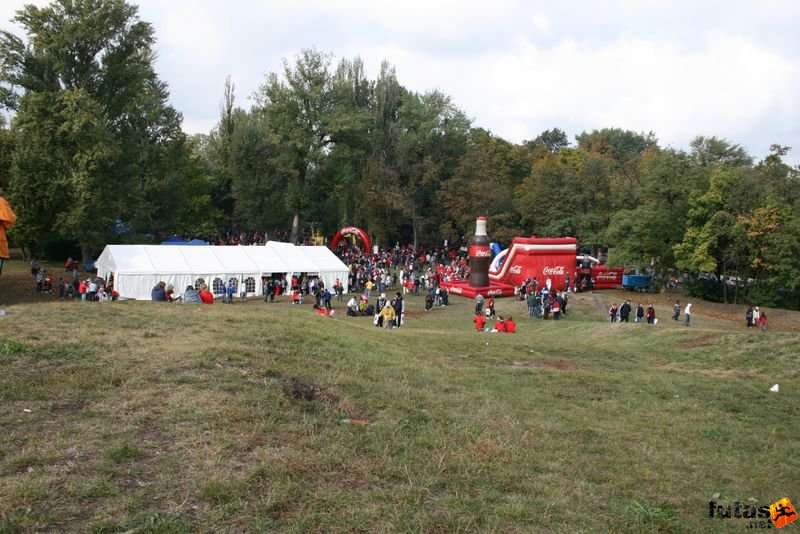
top-left (1, 0), bottom-right (798, 164)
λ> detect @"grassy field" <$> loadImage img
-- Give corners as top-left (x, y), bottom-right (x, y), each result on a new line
top-left (1, 260), bottom-right (798, 533)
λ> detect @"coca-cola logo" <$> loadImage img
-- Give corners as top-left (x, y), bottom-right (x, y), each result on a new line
top-left (596, 273), bottom-right (618, 280)
top-left (340, 227), bottom-right (360, 235)
top-left (509, 265), bottom-right (522, 275)
top-left (542, 266), bottom-right (565, 276)
top-left (448, 286), bottom-right (463, 294)
top-left (488, 289), bottom-right (503, 296)
top-left (470, 249), bottom-right (492, 258)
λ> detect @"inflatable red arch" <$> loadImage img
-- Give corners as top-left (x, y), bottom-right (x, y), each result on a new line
top-left (330, 226), bottom-right (371, 252)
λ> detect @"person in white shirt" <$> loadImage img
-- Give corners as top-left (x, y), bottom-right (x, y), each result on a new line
top-left (683, 302), bottom-right (693, 326)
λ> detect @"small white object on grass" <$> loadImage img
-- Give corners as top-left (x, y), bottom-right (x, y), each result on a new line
top-left (23, 409), bottom-right (31, 413)
top-left (770, 384), bottom-right (779, 392)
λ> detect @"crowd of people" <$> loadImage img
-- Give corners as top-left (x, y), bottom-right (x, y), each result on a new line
top-left (23, 244), bottom-right (774, 333)
top-left (29, 258), bottom-right (119, 302)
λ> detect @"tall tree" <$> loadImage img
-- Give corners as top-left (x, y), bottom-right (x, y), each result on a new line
top-left (391, 90), bottom-right (470, 247)
top-left (0, 0), bottom-right (188, 257)
top-left (256, 49), bottom-right (335, 243)
top-left (438, 128), bottom-right (527, 244)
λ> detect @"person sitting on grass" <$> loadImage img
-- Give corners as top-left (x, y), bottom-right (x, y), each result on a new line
top-left (504, 315), bottom-right (517, 333)
top-left (492, 315), bottom-right (506, 333)
top-left (474, 313), bottom-right (486, 331)
top-left (183, 285), bottom-right (202, 304)
top-left (165, 283), bottom-right (179, 302)
top-left (151, 281), bottom-right (167, 302)
top-left (198, 283), bottom-right (214, 304)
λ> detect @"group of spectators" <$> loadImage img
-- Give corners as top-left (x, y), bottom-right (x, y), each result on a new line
top-left (30, 258), bottom-right (118, 301)
top-left (745, 305), bottom-right (768, 330)
top-left (333, 243), bottom-right (469, 296)
top-left (607, 300), bottom-right (694, 326)
top-left (473, 312), bottom-right (517, 333)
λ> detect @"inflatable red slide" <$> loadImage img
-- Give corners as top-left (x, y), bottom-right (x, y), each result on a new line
top-left (442, 236), bottom-right (577, 298)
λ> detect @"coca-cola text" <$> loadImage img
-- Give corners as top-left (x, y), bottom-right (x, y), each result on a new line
top-left (542, 265), bottom-right (565, 276)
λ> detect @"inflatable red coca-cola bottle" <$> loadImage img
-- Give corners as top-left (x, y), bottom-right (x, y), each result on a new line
top-left (469, 216), bottom-right (491, 287)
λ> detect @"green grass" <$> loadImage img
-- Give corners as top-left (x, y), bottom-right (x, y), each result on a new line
top-left (1, 259), bottom-right (798, 532)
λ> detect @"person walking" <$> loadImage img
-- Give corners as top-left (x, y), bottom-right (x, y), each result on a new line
top-left (672, 300), bottom-right (681, 321)
top-left (683, 302), bottom-right (692, 326)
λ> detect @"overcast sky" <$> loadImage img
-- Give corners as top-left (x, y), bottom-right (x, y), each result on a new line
top-left (2, 0), bottom-right (799, 165)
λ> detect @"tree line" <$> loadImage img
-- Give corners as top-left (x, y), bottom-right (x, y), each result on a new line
top-left (1, 0), bottom-right (798, 308)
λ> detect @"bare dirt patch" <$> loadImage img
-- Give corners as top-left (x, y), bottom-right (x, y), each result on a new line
top-left (676, 333), bottom-right (719, 349)
top-left (495, 359), bottom-right (579, 371)
top-left (270, 373), bottom-right (372, 422)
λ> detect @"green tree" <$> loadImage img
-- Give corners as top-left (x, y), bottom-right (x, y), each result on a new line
top-left (674, 166), bottom-right (755, 302)
top-left (438, 128), bottom-right (528, 244)
top-left (391, 89), bottom-right (470, 247)
top-left (606, 147), bottom-right (695, 274)
top-left (256, 49), bottom-right (335, 243)
top-left (0, 0), bottom-right (189, 257)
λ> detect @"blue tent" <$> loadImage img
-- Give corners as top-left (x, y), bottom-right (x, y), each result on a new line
top-left (187, 239), bottom-right (209, 246)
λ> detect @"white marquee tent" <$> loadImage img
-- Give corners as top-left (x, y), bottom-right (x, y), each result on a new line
top-left (95, 243), bottom-right (349, 300)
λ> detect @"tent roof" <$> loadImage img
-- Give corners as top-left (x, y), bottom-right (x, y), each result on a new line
top-left (265, 242), bottom-right (320, 273)
top-left (96, 244), bottom-right (347, 276)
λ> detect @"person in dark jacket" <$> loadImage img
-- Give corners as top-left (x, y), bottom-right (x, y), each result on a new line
top-left (619, 300), bottom-right (632, 322)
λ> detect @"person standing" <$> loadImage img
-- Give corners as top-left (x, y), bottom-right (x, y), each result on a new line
top-left (609, 303), bottom-right (618, 323)
top-left (745, 306), bottom-right (753, 328)
top-left (334, 278), bottom-right (343, 301)
top-left (475, 294), bottom-right (484, 316)
top-left (322, 288), bottom-right (332, 310)
top-left (552, 298), bottom-right (561, 320)
top-left (0, 193), bottom-right (17, 277)
top-left (87, 278), bottom-right (98, 302)
top-left (393, 292), bottom-right (404, 328)
top-left (672, 300), bottom-right (681, 321)
top-left (759, 311), bottom-right (767, 331)
top-left (635, 303), bottom-right (645, 323)
top-left (645, 304), bottom-right (656, 324)
top-left (683, 302), bottom-right (692, 326)
top-left (619, 300), bottom-right (632, 323)
top-left (526, 291), bottom-right (536, 317)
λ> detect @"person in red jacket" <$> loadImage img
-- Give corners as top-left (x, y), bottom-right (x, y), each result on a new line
top-left (493, 316), bottom-right (506, 332)
top-left (198, 283), bottom-right (214, 304)
top-left (474, 313), bottom-right (486, 331)
top-left (504, 315), bottom-right (517, 333)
